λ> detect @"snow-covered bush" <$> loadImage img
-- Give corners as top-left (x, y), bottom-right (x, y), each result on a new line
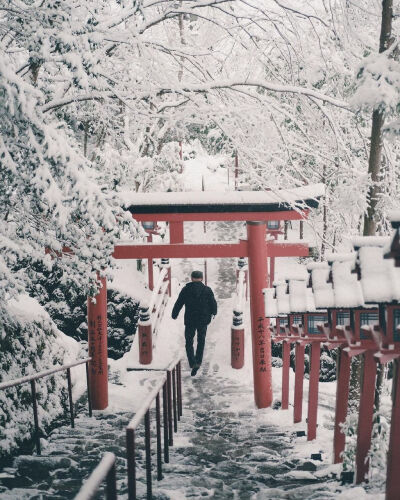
top-left (29, 265), bottom-right (139, 359)
top-left (340, 412), bottom-right (359, 474)
top-left (287, 344), bottom-right (337, 382)
top-left (319, 349), bottom-right (338, 382)
top-left (0, 296), bottom-right (81, 458)
top-left (368, 413), bottom-right (389, 482)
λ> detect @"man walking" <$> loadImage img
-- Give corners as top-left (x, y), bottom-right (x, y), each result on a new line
top-left (171, 270), bottom-right (217, 376)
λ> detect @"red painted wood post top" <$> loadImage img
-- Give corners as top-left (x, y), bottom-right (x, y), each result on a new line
top-left (307, 341), bottom-right (321, 441)
top-left (87, 276), bottom-right (108, 410)
top-left (333, 349), bottom-right (351, 463)
top-left (246, 221), bottom-right (272, 409)
top-left (147, 232), bottom-right (154, 291)
top-left (294, 342), bottom-right (305, 423)
top-left (386, 359), bottom-right (400, 500)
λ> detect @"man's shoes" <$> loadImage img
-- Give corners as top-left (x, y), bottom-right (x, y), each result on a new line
top-left (191, 364), bottom-right (200, 377)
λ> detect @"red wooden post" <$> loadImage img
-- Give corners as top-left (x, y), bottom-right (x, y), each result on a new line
top-left (246, 221), bottom-right (272, 408)
top-left (307, 341), bottom-right (321, 440)
top-left (386, 359), bottom-right (400, 500)
top-left (147, 233), bottom-right (154, 291)
top-left (294, 341), bottom-right (305, 423)
top-left (139, 323), bottom-right (153, 364)
top-left (355, 350), bottom-right (377, 483)
top-left (87, 276), bottom-right (108, 410)
top-left (333, 349), bottom-right (351, 463)
top-left (282, 340), bottom-right (290, 410)
top-left (231, 328), bottom-right (244, 369)
top-left (170, 221), bottom-right (184, 243)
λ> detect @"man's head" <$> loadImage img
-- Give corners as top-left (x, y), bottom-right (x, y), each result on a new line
top-left (191, 270), bottom-right (203, 282)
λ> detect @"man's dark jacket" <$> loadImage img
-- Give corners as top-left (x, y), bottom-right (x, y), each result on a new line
top-left (172, 282), bottom-right (217, 326)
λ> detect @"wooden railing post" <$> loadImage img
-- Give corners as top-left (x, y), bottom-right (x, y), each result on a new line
top-left (307, 341), bottom-right (321, 441)
top-left (156, 393), bottom-right (163, 481)
top-left (333, 349), bottom-right (351, 463)
top-left (281, 340), bottom-right (290, 410)
top-left (126, 428), bottom-right (136, 500)
top-left (30, 379), bottom-right (41, 455)
top-left (293, 342), bottom-right (305, 423)
top-left (66, 368), bottom-right (75, 428)
top-left (162, 383), bottom-right (169, 463)
top-left (144, 410), bottom-right (152, 499)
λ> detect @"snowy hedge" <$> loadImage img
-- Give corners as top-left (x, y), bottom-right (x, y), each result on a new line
top-left (0, 296), bottom-right (82, 458)
top-left (32, 275), bottom-right (139, 360)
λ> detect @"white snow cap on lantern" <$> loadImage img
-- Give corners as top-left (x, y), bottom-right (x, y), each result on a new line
top-left (263, 288), bottom-right (278, 318)
top-left (281, 265), bottom-right (308, 281)
top-left (331, 259), bottom-right (364, 308)
top-left (357, 242), bottom-right (399, 303)
top-left (352, 236), bottom-right (390, 249)
top-left (388, 210), bottom-right (400, 223)
top-left (275, 281), bottom-right (291, 314)
top-left (289, 279), bottom-right (308, 313)
top-left (307, 262), bottom-right (335, 309)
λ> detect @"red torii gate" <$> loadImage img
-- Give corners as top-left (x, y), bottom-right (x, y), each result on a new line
top-left (88, 187), bottom-right (323, 410)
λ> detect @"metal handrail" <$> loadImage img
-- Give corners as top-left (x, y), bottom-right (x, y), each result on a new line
top-left (126, 358), bottom-right (182, 500)
top-left (0, 357), bottom-right (92, 455)
top-left (74, 452), bottom-right (117, 500)
top-left (127, 375), bottom-right (167, 431)
top-left (0, 357), bottom-right (91, 390)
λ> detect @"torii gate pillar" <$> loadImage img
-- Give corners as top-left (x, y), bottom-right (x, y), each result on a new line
top-left (247, 221), bottom-right (273, 408)
top-left (87, 276), bottom-right (108, 410)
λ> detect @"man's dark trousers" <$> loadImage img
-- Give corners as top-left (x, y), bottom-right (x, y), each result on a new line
top-left (185, 324), bottom-right (207, 368)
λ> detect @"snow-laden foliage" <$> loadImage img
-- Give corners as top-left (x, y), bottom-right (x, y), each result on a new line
top-left (340, 412), bottom-right (359, 474)
top-left (0, 52), bottom-right (136, 305)
top-left (368, 413), bottom-right (390, 483)
top-left (31, 264), bottom-right (140, 360)
top-left (0, 296), bottom-right (81, 457)
top-left (3, 0), bottom-right (398, 248)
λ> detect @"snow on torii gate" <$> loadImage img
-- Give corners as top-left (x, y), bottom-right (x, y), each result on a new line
top-left (88, 185), bottom-right (323, 410)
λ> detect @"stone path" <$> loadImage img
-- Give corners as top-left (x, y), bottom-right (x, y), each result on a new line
top-left (151, 361), bottom-right (338, 500)
top-left (0, 365), bottom-right (338, 499)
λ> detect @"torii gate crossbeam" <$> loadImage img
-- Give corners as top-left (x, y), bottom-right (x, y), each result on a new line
top-left (113, 241), bottom-right (310, 260)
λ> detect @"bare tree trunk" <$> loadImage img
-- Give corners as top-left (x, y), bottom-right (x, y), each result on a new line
top-left (363, 0), bottom-right (394, 236)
